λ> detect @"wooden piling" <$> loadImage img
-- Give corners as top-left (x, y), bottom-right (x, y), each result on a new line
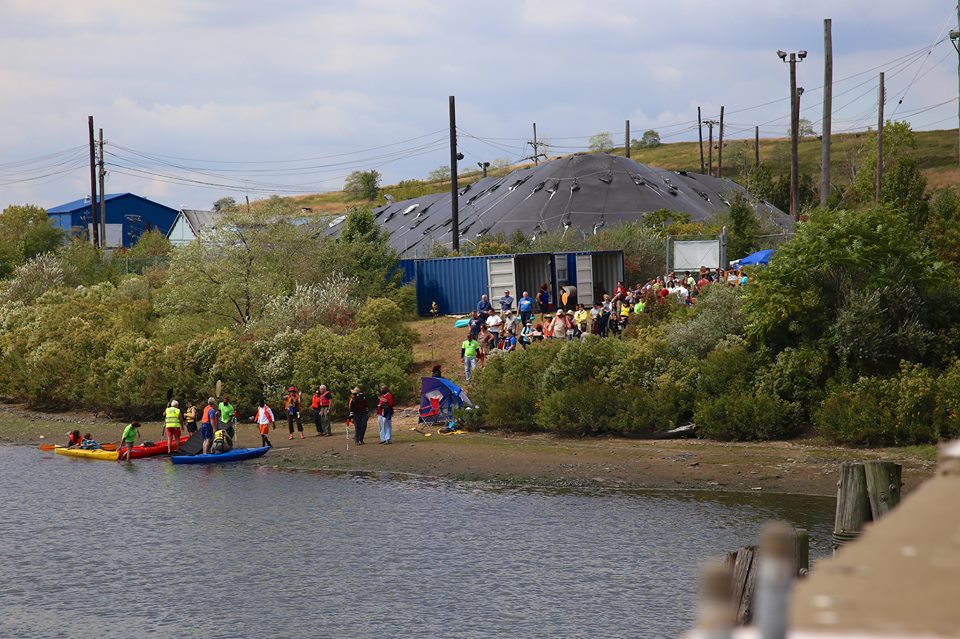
top-left (793, 528), bottom-right (809, 577)
top-left (863, 460), bottom-right (901, 519)
top-left (833, 462), bottom-right (871, 550)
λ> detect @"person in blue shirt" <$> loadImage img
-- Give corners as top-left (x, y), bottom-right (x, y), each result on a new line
top-left (518, 291), bottom-right (534, 326)
top-left (476, 294), bottom-right (493, 315)
top-left (499, 290), bottom-right (514, 314)
top-left (536, 283), bottom-right (551, 314)
top-left (503, 329), bottom-right (517, 353)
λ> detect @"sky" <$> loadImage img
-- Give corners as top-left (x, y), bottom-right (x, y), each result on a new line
top-left (0, 0), bottom-right (957, 211)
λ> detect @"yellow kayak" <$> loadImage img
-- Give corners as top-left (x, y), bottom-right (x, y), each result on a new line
top-left (55, 447), bottom-right (119, 461)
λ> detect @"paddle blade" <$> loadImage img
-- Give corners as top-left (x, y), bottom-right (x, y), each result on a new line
top-left (39, 443), bottom-right (56, 451)
top-left (101, 444), bottom-right (117, 451)
top-left (215, 380), bottom-right (223, 397)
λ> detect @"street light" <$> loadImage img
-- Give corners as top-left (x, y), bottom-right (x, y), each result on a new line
top-left (777, 50), bottom-right (806, 221)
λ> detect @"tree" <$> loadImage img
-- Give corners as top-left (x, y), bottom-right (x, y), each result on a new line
top-left (880, 158), bottom-right (928, 230)
top-left (427, 165), bottom-right (451, 183)
top-left (127, 229), bottom-right (172, 259)
top-left (0, 204), bottom-right (63, 278)
top-left (343, 170), bottom-right (382, 201)
top-left (850, 120), bottom-right (917, 204)
top-left (639, 129), bottom-right (661, 148)
top-left (795, 118), bottom-right (816, 139)
top-left (212, 197), bottom-right (238, 212)
top-left (727, 194), bottom-right (759, 260)
top-left (588, 132), bottom-right (614, 152)
top-left (333, 207), bottom-right (401, 297)
top-left (491, 157), bottom-right (513, 174)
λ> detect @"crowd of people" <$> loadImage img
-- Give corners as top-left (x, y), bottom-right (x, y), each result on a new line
top-left (460, 267), bottom-right (750, 382)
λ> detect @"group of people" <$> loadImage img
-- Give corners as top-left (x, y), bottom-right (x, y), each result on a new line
top-left (460, 268), bottom-right (751, 381)
top-left (278, 384), bottom-right (395, 446)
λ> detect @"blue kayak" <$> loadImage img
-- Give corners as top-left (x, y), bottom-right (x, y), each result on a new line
top-left (170, 446), bottom-right (270, 465)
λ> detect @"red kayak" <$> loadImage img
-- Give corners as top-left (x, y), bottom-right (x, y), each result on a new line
top-left (117, 436), bottom-right (190, 459)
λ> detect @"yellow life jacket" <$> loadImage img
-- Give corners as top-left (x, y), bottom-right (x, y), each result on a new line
top-left (212, 429), bottom-right (227, 444)
top-left (165, 406), bottom-right (181, 426)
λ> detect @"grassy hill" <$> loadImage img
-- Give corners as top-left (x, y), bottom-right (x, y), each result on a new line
top-left (282, 128), bottom-right (960, 215)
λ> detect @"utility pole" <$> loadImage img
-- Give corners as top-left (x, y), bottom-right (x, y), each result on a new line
top-left (98, 128), bottom-right (106, 248)
top-left (625, 119), bottom-right (631, 158)
top-left (951, 16), bottom-right (959, 166)
top-left (704, 120), bottom-right (718, 176)
top-left (778, 49), bottom-right (807, 220)
top-left (717, 106), bottom-right (725, 178)
top-left (532, 122), bottom-right (539, 166)
top-left (755, 126), bottom-right (760, 167)
top-left (449, 96), bottom-right (460, 252)
top-left (87, 116), bottom-right (99, 247)
top-left (821, 18), bottom-right (833, 207)
top-left (477, 161), bottom-right (490, 178)
top-left (697, 107), bottom-right (705, 174)
top-left (876, 72), bottom-right (885, 201)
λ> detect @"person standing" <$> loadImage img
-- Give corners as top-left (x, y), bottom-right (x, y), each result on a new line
top-left (461, 332), bottom-right (480, 384)
top-left (348, 387), bottom-right (369, 445)
top-left (476, 294), bottom-right (493, 315)
top-left (254, 399), bottom-right (274, 448)
top-left (119, 422), bottom-right (141, 463)
top-left (285, 386), bottom-right (304, 440)
top-left (499, 290), bottom-right (514, 315)
top-left (536, 283), bottom-right (551, 314)
top-left (518, 291), bottom-right (534, 326)
top-left (377, 385), bottom-right (395, 444)
top-left (164, 400), bottom-right (182, 454)
top-left (486, 312), bottom-right (503, 351)
top-left (218, 396), bottom-right (236, 440)
top-left (314, 385), bottom-right (333, 436)
top-left (200, 398), bottom-right (218, 455)
top-left (183, 401), bottom-right (198, 435)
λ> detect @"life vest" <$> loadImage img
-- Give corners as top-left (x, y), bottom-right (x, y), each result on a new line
top-left (165, 406), bottom-right (181, 426)
top-left (184, 406), bottom-right (197, 422)
top-left (212, 429), bottom-right (227, 444)
top-left (202, 405), bottom-right (216, 424)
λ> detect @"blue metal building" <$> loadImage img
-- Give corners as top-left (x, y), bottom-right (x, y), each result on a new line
top-left (400, 250), bottom-right (624, 316)
top-left (47, 193), bottom-right (179, 248)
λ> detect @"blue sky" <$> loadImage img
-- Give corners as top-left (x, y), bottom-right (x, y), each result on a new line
top-left (0, 0), bottom-right (956, 210)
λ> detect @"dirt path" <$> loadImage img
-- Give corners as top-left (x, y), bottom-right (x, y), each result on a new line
top-left (2, 405), bottom-right (936, 496)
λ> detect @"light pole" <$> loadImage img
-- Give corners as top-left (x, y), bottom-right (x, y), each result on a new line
top-left (778, 49), bottom-right (807, 221)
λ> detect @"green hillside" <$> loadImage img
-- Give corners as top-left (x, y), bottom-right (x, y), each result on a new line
top-left (284, 128), bottom-right (960, 215)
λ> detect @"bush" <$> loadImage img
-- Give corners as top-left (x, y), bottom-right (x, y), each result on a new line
top-left (814, 362), bottom-right (941, 446)
top-left (665, 286), bottom-right (745, 358)
top-left (756, 346), bottom-right (829, 407)
top-left (470, 340), bottom-right (563, 430)
top-left (695, 394), bottom-right (804, 441)
top-left (537, 382), bottom-right (622, 436)
top-left (541, 337), bottom-right (630, 395)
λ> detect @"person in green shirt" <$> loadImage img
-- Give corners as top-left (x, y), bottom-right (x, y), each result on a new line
top-left (461, 332), bottom-right (480, 383)
top-left (218, 396), bottom-right (236, 445)
top-left (119, 422), bottom-right (141, 463)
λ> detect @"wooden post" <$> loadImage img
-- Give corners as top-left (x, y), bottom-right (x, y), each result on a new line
top-left (98, 127), bottom-right (106, 249)
top-left (449, 95), bottom-right (460, 252)
top-left (729, 546), bottom-right (758, 625)
top-left (718, 106), bottom-right (724, 178)
top-left (88, 115), bottom-right (98, 247)
top-left (707, 121), bottom-right (714, 177)
top-left (789, 53), bottom-right (800, 221)
top-left (755, 126), bottom-right (760, 167)
top-left (698, 107), bottom-right (705, 174)
top-left (755, 522), bottom-right (796, 639)
top-left (696, 559), bottom-right (734, 638)
top-left (863, 460), bottom-right (902, 519)
top-left (876, 72), bottom-right (885, 201)
top-left (821, 18), bottom-right (833, 207)
top-left (833, 462), bottom-right (871, 550)
top-left (625, 119), bottom-right (631, 158)
top-left (532, 122), bottom-right (539, 166)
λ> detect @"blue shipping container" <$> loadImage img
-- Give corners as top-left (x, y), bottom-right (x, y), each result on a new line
top-left (415, 256), bottom-right (489, 316)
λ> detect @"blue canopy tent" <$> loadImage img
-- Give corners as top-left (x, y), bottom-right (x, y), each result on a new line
top-left (419, 377), bottom-right (472, 426)
top-left (736, 249), bottom-right (774, 267)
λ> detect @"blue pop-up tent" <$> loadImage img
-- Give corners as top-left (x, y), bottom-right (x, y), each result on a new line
top-left (419, 377), bottom-right (472, 425)
top-left (737, 249), bottom-right (774, 267)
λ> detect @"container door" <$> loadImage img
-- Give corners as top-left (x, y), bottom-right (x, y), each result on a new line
top-left (487, 257), bottom-right (516, 308)
top-left (576, 254), bottom-right (594, 306)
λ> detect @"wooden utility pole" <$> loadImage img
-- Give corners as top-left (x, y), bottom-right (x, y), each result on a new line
top-left (717, 106), bottom-right (725, 178)
top-left (755, 126), bottom-right (760, 167)
top-left (876, 72), bottom-right (885, 201)
top-left (98, 128), bottom-right (106, 248)
top-left (789, 53), bottom-right (800, 221)
top-left (87, 116), bottom-right (99, 247)
top-left (704, 120), bottom-right (718, 176)
top-left (625, 119), bottom-right (631, 158)
top-left (821, 18), bottom-right (833, 207)
top-left (449, 96), bottom-right (460, 252)
top-left (953, 11), bottom-right (960, 166)
top-left (697, 107), bottom-right (705, 174)
top-left (532, 122), bottom-right (539, 166)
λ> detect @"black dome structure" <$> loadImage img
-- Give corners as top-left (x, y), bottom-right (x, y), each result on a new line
top-left (327, 153), bottom-right (790, 257)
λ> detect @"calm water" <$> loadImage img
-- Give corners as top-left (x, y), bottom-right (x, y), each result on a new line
top-left (3, 445), bottom-right (834, 639)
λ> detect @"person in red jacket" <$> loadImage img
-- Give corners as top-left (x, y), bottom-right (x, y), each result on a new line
top-left (311, 385), bottom-right (333, 436)
top-left (377, 385), bottom-right (395, 444)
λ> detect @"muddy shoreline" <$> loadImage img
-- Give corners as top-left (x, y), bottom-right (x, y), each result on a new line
top-left (1, 404), bottom-right (937, 496)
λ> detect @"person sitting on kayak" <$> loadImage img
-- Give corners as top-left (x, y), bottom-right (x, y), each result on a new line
top-left (119, 422), bottom-right (141, 463)
top-left (210, 427), bottom-right (234, 454)
top-left (67, 430), bottom-right (82, 448)
top-left (80, 433), bottom-right (101, 450)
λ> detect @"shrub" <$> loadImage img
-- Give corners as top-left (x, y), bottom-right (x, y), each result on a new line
top-left (756, 346), bottom-right (829, 407)
top-left (937, 359), bottom-right (960, 439)
top-left (2, 253), bottom-right (64, 303)
top-left (665, 286), bottom-right (745, 358)
top-left (357, 297), bottom-right (417, 351)
top-left (695, 394), bottom-right (804, 441)
top-left (470, 340), bottom-right (563, 430)
top-left (536, 382), bottom-right (621, 436)
top-left (541, 337), bottom-right (630, 395)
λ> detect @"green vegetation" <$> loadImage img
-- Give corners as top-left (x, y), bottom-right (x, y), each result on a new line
top-left (0, 207), bottom-right (416, 417)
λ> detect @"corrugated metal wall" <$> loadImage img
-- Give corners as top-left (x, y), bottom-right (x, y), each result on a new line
top-left (396, 259), bottom-right (417, 285)
top-left (514, 253), bottom-right (554, 305)
top-left (414, 256), bottom-right (489, 316)
top-left (591, 252), bottom-right (624, 300)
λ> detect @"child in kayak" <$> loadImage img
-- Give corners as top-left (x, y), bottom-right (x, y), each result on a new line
top-left (119, 422), bottom-right (141, 463)
top-left (80, 433), bottom-right (100, 450)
